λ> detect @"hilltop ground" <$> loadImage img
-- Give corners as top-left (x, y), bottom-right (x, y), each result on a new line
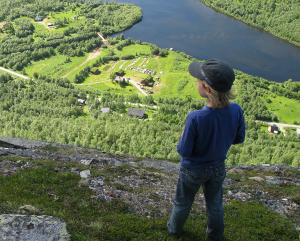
top-left (0, 138), bottom-right (299, 241)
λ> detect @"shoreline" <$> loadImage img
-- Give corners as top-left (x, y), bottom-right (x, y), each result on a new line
top-left (200, 1), bottom-right (300, 49)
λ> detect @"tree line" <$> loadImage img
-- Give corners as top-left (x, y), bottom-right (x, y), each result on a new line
top-left (201, 0), bottom-right (300, 47)
top-left (0, 74), bottom-right (299, 166)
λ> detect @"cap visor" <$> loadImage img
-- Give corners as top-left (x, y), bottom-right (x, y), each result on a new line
top-left (188, 62), bottom-right (206, 80)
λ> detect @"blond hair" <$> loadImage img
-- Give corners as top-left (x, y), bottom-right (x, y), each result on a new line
top-left (204, 82), bottom-right (235, 108)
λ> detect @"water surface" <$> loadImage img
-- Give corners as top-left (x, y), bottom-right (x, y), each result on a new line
top-left (116, 0), bottom-right (300, 82)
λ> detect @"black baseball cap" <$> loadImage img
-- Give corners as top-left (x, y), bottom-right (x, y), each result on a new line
top-left (188, 59), bottom-right (235, 92)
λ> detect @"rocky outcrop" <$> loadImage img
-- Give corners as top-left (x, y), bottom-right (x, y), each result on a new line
top-left (0, 214), bottom-right (70, 241)
top-left (0, 137), bottom-right (299, 232)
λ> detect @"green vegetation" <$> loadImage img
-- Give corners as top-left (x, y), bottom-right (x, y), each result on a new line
top-left (64, 39), bottom-right (198, 98)
top-left (266, 95), bottom-right (300, 124)
top-left (201, 0), bottom-right (300, 47)
top-left (0, 74), bottom-right (299, 166)
top-left (0, 158), bottom-right (298, 240)
top-left (25, 54), bottom-right (88, 78)
top-left (0, 1), bottom-right (142, 70)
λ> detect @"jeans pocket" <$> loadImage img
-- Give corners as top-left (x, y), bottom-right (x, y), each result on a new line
top-left (215, 164), bottom-right (226, 179)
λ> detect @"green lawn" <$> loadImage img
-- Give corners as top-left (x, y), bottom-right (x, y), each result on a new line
top-left (46, 7), bottom-right (87, 33)
top-left (266, 95), bottom-right (300, 124)
top-left (24, 54), bottom-right (88, 80)
top-left (117, 44), bottom-right (152, 57)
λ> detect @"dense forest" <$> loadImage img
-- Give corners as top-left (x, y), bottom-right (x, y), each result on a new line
top-left (201, 0), bottom-right (300, 47)
top-left (0, 1), bottom-right (142, 70)
top-left (0, 73), bottom-right (299, 166)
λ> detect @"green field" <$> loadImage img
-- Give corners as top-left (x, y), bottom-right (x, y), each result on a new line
top-left (266, 95), bottom-right (300, 124)
top-left (75, 43), bottom-right (199, 98)
top-left (117, 44), bottom-right (152, 57)
top-left (24, 54), bottom-right (88, 79)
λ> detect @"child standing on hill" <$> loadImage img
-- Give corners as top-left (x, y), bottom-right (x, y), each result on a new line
top-left (168, 59), bottom-right (246, 241)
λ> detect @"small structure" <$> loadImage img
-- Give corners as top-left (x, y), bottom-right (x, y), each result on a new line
top-left (128, 108), bottom-right (146, 119)
top-left (77, 99), bottom-right (86, 105)
top-left (268, 124), bottom-right (280, 134)
top-left (90, 68), bottom-right (101, 75)
top-left (47, 23), bottom-right (55, 28)
top-left (114, 76), bottom-right (130, 84)
top-left (101, 107), bottom-right (110, 113)
top-left (35, 15), bottom-right (43, 22)
top-left (296, 128), bottom-right (300, 138)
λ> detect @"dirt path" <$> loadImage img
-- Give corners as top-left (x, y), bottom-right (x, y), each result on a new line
top-left (63, 49), bottom-right (101, 78)
top-left (0, 21), bottom-right (6, 29)
top-left (0, 67), bottom-right (30, 80)
top-left (97, 32), bottom-right (110, 47)
top-left (77, 80), bottom-right (111, 86)
top-left (128, 78), bottom-right (148, 96)
top-left (255, 120), bottom-right (300, 129)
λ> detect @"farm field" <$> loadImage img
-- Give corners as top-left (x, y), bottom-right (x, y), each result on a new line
top-left (76, 43), bottom-right (199, 98)
top-left (266, 95), bottom-right (300, 124)
top-left (25, 54), bottom-right (88, 78)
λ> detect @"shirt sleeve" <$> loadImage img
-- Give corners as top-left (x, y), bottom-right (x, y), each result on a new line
top-left (177, 113), bottom-right (196, 157)
top-left (233, 108), bottom-right (246, 145)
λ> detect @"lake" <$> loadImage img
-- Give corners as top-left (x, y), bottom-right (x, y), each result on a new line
top-left (116, 0), bottom-right (300, 82)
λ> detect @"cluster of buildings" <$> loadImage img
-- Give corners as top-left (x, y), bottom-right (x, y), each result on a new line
top-left (77, 99), bottom-right (146, 119)
top-left (114, 76), bottom-right (130, 83)
top-left (268, 124), bottom-right (300, 138)
top-left (131, 66), bottom-right (155, 75)
top-left (35, 15), bottom-right (56, 29)
top-left (100, 107), bottom-right (146, 119)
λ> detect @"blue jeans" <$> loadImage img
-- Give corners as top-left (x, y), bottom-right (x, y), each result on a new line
top-left (168, 162), bottom-right (226, 241)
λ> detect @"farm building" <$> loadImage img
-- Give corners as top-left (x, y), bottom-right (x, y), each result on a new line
top-left (90, 67), bottom-right (101, 75)
top-left (101, 107), bottom-right (110, 113)
top-left (35, 16), bottom-right (43, 22)
top-left (114, 76), bottom-right (130, 83)
top-left (77, 99), bottom-right (86, 105)
top-left (47, 23), bottom-right (55, 28)
top-left (128, 108), bottom-right (146, 119)
top-left (268, 124), bottom-right (280, 134)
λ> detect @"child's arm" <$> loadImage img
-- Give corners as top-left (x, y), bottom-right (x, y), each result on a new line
top-left (233, 109), bottom-right (246, 144)
top-left (177, 113), bottom-right (196, 157)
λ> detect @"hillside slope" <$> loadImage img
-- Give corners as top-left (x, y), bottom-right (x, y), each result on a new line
top-left (0, 138), bottom-right (299, 240)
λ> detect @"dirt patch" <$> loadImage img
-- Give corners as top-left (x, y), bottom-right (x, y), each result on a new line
top-left (0, 21), bottom-right (7, 30)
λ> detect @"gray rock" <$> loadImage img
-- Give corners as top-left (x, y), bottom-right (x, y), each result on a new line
top-left (265, 176), bottom-right (300, 186)
top-left (248, 176), bottom-right (265, 182)
top-left (227, 167), bottom-right (244, 174)
top-left (227, 191), bottom-right (252, 201)
top-left (80, 170), bottom-right (91, 179)
top-left (0, 214), bottom-right (70, 241)
top-left (80, 159), bottom-right (94, 166)
top-left (18, 205), bottom-right (39, 215)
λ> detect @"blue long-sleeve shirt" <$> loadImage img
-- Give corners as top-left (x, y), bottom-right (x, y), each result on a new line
top-left (177, 102), bottom-right (245, 168)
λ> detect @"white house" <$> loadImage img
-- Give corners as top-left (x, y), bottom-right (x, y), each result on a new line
top-left (101, 107), bottom-right (110, 113)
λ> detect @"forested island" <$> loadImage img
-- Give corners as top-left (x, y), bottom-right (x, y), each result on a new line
top-left (201, 0), bottom-right (300, 47)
